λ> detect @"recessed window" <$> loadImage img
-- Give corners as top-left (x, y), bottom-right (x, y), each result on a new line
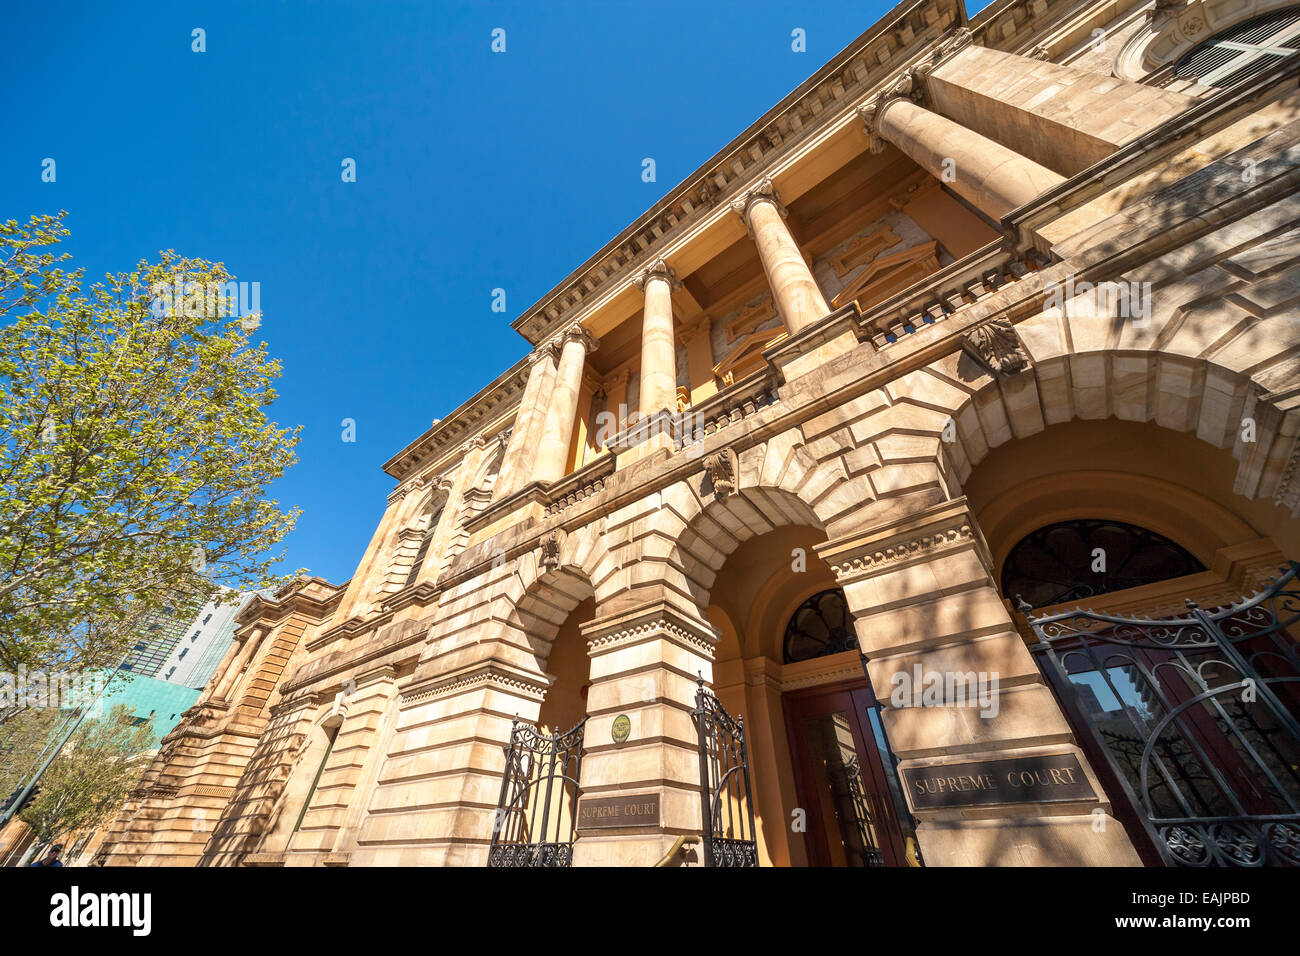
top-left (1173, 9), bottom-right (1300, 87)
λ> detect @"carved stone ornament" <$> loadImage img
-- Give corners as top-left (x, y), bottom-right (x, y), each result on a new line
top-left (857, 102), bottom-right (888, 155)
top-left (731, 177), bottom-right (786, 235)
top-left (528, 346), bottom-right (558, 367)
top-left (559, 322), bottom-right (600, 355)
top-left (961, 317), bottom-right (1030, 377)
top-left (539, 529), bottom-right (566, 569)
top-left (632, 257), bottom-right (682, 291)
top-left (702, 447), bottom-right (738, 499)
top-left (856, 71), bottom-right (920, 155)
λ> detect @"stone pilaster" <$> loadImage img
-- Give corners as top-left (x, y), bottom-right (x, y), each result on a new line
top-left (494, 348), bottom-right (559, 501)
top-left (816, 497), bottom-right (1142, 866)
top-left (532, 325), bottom-right (600, 485)
top-left (732, 179), bottom-right (830, 335)
top-left (353, 661), bottom-right (550, 866)
top-left (572, 600), bottom-right (719, 866)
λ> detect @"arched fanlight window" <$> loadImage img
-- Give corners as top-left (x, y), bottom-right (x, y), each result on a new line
top-left (1172, 8), bottom-right (1300, 88)
top-left (783, 588), bottom-right (858, 663)
top-left (1001, 519), bottom-right (1205, 610)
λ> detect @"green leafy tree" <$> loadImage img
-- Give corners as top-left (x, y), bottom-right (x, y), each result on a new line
top-left (0, 212), bottom-right (301, 711)
top-left (18, 704), bottom-right (156, 846)
top-left (0, 706), bottom-right (61, 797)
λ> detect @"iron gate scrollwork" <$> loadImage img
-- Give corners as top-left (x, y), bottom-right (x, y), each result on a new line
top-left (692, 679), bottom-right (759, 867)
top-left (1025, 562), bottom-right (1300, 867)
top-left (487, 716), bottom-right (587, 867)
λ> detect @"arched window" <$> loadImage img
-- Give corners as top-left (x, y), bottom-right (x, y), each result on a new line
top-left (1172, 8), bottom-right (1300, 88)
top-left (1002, 519), bottom-right (1205, 610)
top-left (783, 588), bottom-right (858, 663)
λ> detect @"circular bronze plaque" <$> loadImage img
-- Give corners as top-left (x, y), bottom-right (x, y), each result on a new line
top-left (611, 714), bottom-right (631, 743)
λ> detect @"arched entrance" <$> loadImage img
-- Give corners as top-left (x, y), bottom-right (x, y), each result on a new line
top-left (780, 589), bottom-right (918, 867)
top-left (967, 420), bottom-right (1300, 866)
top-left (695, 507), bottom-right (918, 867)
top-left (487, 568), bottom-right (595, 867)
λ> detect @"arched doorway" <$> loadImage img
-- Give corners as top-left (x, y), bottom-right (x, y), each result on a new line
top-left (967, 421), bottom-right (1300, 866)
top-left (779, 588), bottom-right (919, 868)
top-left (488, 570), bottom-right (595, 868)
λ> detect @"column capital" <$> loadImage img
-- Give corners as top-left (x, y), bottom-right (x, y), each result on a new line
top-left (527, 345), bottom-right (559, 367)
top-left (558, 322), bottom-right (600, 355)
top-left (730, 177), bottom-right (786, 235)
top-left (857, 71), bottom-right (921, 154)
top-left (632, 257), bottom-right (682, 291)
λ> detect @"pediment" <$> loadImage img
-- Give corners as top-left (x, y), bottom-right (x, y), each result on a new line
top-left (831, 240), bottom-right (940, 310)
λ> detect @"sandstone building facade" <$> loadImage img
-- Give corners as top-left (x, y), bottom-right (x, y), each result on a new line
top-left (97, 0), bottom-right (1300, 867)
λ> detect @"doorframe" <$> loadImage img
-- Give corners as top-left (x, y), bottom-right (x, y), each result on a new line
top-left (781, 678), bottom-right (910, 867)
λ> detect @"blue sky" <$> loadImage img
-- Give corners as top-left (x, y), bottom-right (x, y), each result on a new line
top-left (2, 0), bottom-right (989, 586)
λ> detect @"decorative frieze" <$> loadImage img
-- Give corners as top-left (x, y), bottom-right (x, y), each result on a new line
top-left (583, 602), bottom-right (721, 658)
top-left (817, 497), bottom-right (987, 583)
top-left (399, 664), bottom-right (551, 706)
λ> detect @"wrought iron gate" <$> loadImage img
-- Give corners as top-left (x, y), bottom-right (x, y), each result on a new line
top-left (692, 680), bottom-right (759, 867)
top-left (1025, 562), bottom-right (1300, 867)
top-left (487, 717), bottom-right (587, 867)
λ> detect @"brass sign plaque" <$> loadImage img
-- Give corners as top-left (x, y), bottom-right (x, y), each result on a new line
top-left (902, 753), bottom-right (1096, 810)
top-left (611, 714), bottom-right (631, 743)
top-left (577, 794), bottom-right (661, 830)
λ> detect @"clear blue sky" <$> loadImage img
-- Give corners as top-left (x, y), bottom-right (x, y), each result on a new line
top-left (2, 0), bottom-right (988, 586)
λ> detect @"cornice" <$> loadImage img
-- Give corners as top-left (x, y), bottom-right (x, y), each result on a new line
top-left (509, 0), bottom-right (965, 347)
top-left (580, 600), bottom-right (721, 658)
top-left (234, 576), bottom-right (344, 627)
top-left (398, 661), bottom-right (551, 706)
top-left (381, 353), bottom-right (531, 482)
top-left (815, 496), bottom-right (989, 582)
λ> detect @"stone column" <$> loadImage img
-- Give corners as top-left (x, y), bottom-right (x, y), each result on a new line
top-left (924, 40), bottom-right (1195, 176)
top-left (532, 325), bottom-right (599, 485)
top-left (815, 497), bottom-right (1142, 866)
top-left (573, 600), bottom-right (719, 866)
top-left (732, 179), bottom-right (830, 335)
top-left (632, 258), bottom-right (681, 419)
top-left (860, 95), bottom-right (1065, 221)
top-left (493, 347), bottom-right (559, 500)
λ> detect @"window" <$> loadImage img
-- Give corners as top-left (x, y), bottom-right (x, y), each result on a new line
top-left (1173, 9), bottom-right (1300, 87)
top-left (291, 724), bottom-right (341, 836)
top-left (403, 506), bottom-right (444, 589)
top-left (1001, 519), bottom-right (1205, 610)
top-left (783, 589), bottom-right (859, 663)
